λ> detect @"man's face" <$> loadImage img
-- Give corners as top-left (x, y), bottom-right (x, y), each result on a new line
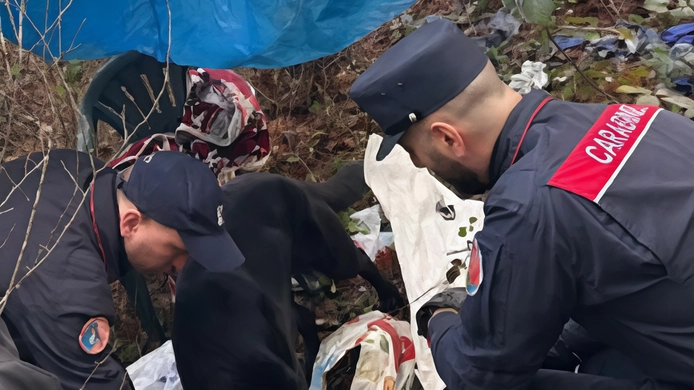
top-left (399, 129), bottom-right (488, 196)
top-left (122, 217), bottom-right (189, 275)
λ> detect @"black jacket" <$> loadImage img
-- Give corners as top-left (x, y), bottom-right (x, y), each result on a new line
top-left (429, 91), bottom-right (694, 390)
top-left (0, 149), bottom-right (133, 390)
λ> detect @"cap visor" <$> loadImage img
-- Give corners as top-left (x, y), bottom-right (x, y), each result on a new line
top-left (181, 231), bottom-right (245, 273)
top-left (376, 132), bottom-right (404, 161)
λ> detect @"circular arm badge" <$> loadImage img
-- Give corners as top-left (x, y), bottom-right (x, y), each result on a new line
top-left (78, 317), bottom-right (110, 355)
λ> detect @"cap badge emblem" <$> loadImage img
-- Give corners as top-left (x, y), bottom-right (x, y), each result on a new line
top-left (408, 113), bottom-right (417, 123)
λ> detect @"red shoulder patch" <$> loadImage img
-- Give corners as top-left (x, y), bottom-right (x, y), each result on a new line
top-left (466, 238), bottom-right (484, 296)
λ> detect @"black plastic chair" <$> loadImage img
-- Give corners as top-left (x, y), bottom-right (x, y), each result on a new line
top-left (77, 51), bottom-right (189, 346)
top-left (77, 50), bottom-right (188, 154)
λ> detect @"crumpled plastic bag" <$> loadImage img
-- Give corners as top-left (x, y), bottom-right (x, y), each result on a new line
top-left (126, 341), bottom-right (182, 390)
top-left (469, 8), bottom-right (521, 50)
top-left (509, 61), bottom-right (549, 95)
top-left (309, 311), bottom-right (416, 390)
top-left (350, 205), bottom-right (393, 261)
top-left (363, 134), bottom-right (485, 390)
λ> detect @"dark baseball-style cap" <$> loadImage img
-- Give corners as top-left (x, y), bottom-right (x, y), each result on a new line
top-left (119, 151), bottom-right (244, 273)
top-left (349, 19), bottom-right (489, 160)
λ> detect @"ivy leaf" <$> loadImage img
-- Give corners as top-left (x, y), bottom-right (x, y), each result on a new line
top-left (469, 216), bottom-right (478, 224)
top-left (459, 227), bottom-right (468, 237)
top-left (628, 14), bottom-right (645, 25)
top-left (469, 225), bottom-right (475, 232)
top-left (521, 0), bottom-right (557, 26)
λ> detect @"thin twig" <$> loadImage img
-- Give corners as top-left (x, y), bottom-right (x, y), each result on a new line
top-left (80, 341), bottom-right (120, 390)
top-left (556, 25), bottom-right (621, 35)
top-left (0, 149), bottom-right (49, 313)
top-left (547, 26), bottom-right (618, 104)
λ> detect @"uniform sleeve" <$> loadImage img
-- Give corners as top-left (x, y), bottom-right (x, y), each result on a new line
top-left (428, 186), bottom-right (577, 389)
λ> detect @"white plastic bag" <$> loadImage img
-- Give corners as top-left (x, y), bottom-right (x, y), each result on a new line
top-left (363, 134), bottom-right (485, 390)
top-left (350, 204), bottom-right (390, 261)
top-left (126, 341), bottom-right (182, 390)
top-left (309, 311), bottom-right (415, 390)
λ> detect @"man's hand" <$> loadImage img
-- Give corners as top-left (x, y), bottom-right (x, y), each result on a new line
top-left (416, 287), bottom-right (467, 338)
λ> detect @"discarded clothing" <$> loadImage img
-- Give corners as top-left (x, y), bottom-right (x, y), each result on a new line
top-left (661, 22), bottom-right (694, 46)
top-left (508, 61), bottom-right (549, 95)
top-left (108, 69), bottom-right (270, 177)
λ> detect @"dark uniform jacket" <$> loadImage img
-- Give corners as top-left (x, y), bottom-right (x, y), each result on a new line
top-left (0, 150), bottom-right (133, 389)
top-left (428, 90), bottom-right (694, 390)
top-left (172, 164), bottom-right (373, 390)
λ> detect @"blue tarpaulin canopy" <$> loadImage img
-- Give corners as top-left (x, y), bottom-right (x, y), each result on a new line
top-left (0, 0), bottom-right (415, 68)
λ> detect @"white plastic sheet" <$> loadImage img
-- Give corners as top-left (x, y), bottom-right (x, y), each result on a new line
top-left (363, 134), bottom-right (485, 390)
top-left (126, 341), bottom-right (182, 390)
top-left (309, 311), bottom-right (416, 390)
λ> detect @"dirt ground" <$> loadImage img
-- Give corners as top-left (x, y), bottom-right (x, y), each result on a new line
top-left (1, 0), bottom-right (691, 377)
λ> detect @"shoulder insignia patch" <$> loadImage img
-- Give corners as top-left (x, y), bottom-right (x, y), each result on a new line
top-left (465, 238), bottom-right (484, 296)
top-left (79, 317), bottom-right (109, 355)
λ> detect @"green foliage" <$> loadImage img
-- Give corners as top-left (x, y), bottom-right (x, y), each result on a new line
top-left (504, 0), bottom-right (557, 26)
top-left (337, 208), bottom-right (370, 235)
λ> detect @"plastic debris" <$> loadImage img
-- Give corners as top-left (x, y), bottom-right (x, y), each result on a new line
top-left (468, 8), bottom-right (521, 50)
top-left (554, 36), bottom-right (585, 50)
top-left (587, 22), bottom-right (664, 60)
top-left (350, 205), bottom-right (390, 261)
top-left (509, 61), bottom-right (550, 95)
top-left (309, 311), bottom-right (416, 390)
top-left (662, 22), bottom-right (694, 46)
top-left (126, 341), bottom-right (182, 390)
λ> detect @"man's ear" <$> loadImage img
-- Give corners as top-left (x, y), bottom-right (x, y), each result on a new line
top-left (120, 209), bottom-right (143, 238)
top-left (430, 122), bottom-right (466, 157)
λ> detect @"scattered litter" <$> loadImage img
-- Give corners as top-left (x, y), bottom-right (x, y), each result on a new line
top-left (350, 205), bottom-right (386, 261)
top-left (662, 22), bottom-right (694, 46)
top-left (587, 22), bottom-right (662, 60)
top-left (673, 77), bottom-right (694, 96)
top-left (309, 311), bottom-right (415, 390)
top-left (468, 8), bottom-right (521, 50)
top-left (553, 36), bottom-right (585, 50)
top-left (126, 341), bottom-right (182, 390)
top-left (364, 134), bottom-right (485, 390)
top-left (509, 61), bottom-right (549, 95)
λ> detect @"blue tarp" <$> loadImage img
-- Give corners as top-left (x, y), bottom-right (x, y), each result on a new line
top-left (0, 0), bottom-right (416, 69)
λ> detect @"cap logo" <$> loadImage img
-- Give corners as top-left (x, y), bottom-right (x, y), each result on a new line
top-left (217, 205), bottom-right (224, 226)
top-left (143, 154), bottom-right (154, 163)
top-left (408, 113), bottom-right (417, 123)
